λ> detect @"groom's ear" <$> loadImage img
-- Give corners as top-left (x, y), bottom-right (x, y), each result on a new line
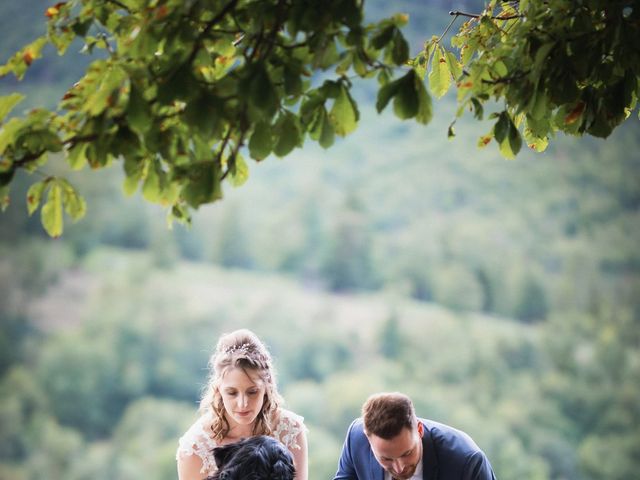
top-left (417, 421), bottom-right (424, 437)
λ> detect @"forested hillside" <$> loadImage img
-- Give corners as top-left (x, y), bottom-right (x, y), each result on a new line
top-left (1, 1), bottom-right (639, 479)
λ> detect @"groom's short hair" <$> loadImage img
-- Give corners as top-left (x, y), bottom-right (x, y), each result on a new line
top-left (362, 392), bottom-right (417, 439)
top-left (207, 435), bottom-right (295, 480)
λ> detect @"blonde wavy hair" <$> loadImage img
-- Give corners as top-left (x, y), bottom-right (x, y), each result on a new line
top-left (200, 329), bottom-right (282, 442)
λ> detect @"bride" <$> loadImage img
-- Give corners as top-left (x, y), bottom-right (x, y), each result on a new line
top-left (176, 329), bottom-right (308, 480)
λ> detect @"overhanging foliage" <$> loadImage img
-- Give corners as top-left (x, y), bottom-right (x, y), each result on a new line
top-left (0, 0), bottom-right (638, 236)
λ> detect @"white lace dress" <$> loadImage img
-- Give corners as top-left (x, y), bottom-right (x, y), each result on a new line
top-left (176, 408), bottom-right (306, 477)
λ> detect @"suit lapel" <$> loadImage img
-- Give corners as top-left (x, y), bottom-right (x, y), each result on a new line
top-left (421, 421), bottom-right (438, 480)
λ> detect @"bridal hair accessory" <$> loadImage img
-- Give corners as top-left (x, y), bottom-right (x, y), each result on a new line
top-left (221, 342), bottom-right (270, 365)
top-left (223, 343), bottom-right (253, 356)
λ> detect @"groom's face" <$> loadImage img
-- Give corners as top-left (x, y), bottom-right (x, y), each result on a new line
top-left (367, 423), bottom-right (423, 480)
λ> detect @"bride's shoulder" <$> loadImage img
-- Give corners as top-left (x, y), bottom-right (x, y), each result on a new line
top-left (272, 407), bottom-right (307, 449)
top-left (176, 412), bottom-right (219, 475)
top-left (275, 407), bottom-right (305, 426)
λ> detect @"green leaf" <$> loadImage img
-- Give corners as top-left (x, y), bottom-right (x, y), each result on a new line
top-left (353, 51), bottom-right (368, 77)
top-left (444, 50), bottom-right (462, 81)
top-left (342, 1), bottom-right (363, 28)
top-left (313, 37), bottom-right (340, 69)
top-left (181, 161), bottom-right (222, 208)
top-left (523, 126), bottom-right (549, 152)
top-left (391, 13), bottom-right (410, 27)
top-left (478, 133), bottom-right (493, 148)
top-left (122, 156), bottom-right (144, 196)
top-left (460, 41), bottom-right (477, 66)
top-left (498, 138), bottom-right (516, 159)
top-left (169, 203), bottom-right (192, 228)
top-left (372, 25), bottom-right (395, 50)
top-left (157, 64), bottom-right (198, 104)
top-left (448, 121), bottom-right (456, 139)
top-left (391, 30), bottom-right (410, 65)
top-left (300, 91), bottom-right (326, 123)
top-left (412, 52), bottom-right (428, 79)
top-left (421, 36), bottom-right (438, 68)
top-left (0, 118), bottom-right (23, 155)
top-left (494, 112), bottom-right (521, 159)
top-left (414, 72), bottom-right (433, 124)
top-left (526, 114), bottom-right (551, 139)
top-left (142, 159), bottom-right (162, 203)
top-left (308, 107), bottom-right (335, 149)
top-left (26, 180), bottom-right (47, 215)
top-left (376, 76), bottom-right (403, 113)
top-left (71, 18), bottom-right (93, 37)
top-left (0, 93), bottom-right (24, 123)
top-left (184, 93), bottom-right (222, 138)
top-left (586, 108), bottom-right (614, 138)
top-left (59, 178), bottom-right (87, 220)
top-left (507, 119), bottom-right (522, 156)
top-left (32, 129), bottom-right (63, 154)
top-left (85, 63), bottom-right (128, 116)
top-left (67, 143), bottom-right (88, 170)
top-left (494, 112), bottom-right (510, 144)
top-left (123, 174), bottom-right (140, 196)
top-left (329, 86), bottom-right (359, 136)
top-left (308, 107), bottom-right (326, 140)
top-left (532, 42), bottom-right (555, 75)
top-left (493, 60), bottom-right (508, 78)
top-left (229, 153), bottom-right (249, 187)
top-left (0, 37), bottom-right (48, 80)
top-left (126, 84), bottom-right (152, 135)
top-left (274, 112), bottom-right (302, 157)
top-left (471, 98), bottom-right (484, 120)
top-left (249, 122), bottom-right (273, 161)
top-left (112, 126), bottom-right (142, 159)
top-left (319, 112), bottom-right (335, 148)
top-left (428, 46), bottom-right (451, 98)
top-left (335, 51), bottom-right (353, 75)
top-left (284, 65), bottom-right (303, 97)
top-left (320, 80), bottom-right (342, 99)
top-left (393, 72), bottom-right (419, 119)
top-left (41, 183), bottom-right (63, 237)
top-left (249, 65), bottom-right (278, 118)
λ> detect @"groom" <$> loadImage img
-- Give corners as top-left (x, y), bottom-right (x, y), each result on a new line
top-left (334, 392), bottom-right (496, 480)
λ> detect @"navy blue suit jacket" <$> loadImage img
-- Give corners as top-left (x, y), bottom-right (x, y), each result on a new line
top-left (334, 418), bottom-right (496, 480)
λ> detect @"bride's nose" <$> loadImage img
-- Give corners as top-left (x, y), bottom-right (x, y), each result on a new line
top-left (238, 394), bottom-right (248, 408)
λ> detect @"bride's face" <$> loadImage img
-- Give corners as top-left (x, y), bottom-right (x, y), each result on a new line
top-left (219, 367), bottom-right (266, 428)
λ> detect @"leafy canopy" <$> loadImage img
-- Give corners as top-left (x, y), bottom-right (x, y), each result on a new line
top-left (0, 0), bottom-right (638, 236)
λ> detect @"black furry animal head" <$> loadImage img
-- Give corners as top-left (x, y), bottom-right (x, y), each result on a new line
top-left (206, 435), bottom-right (296, 480)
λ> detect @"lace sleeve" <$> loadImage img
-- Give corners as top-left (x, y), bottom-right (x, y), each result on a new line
top-left (273, 409), bottom-right (308, 451)
top-left (176, 414), bottom-right (219, 476)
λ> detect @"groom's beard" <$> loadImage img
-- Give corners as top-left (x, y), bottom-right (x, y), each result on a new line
top-left (387, 463), bottom-right (418, 480)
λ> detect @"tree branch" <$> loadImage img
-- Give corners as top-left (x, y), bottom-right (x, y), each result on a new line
top-left (439, 13), bottom-right (460, 42)
top-left (186, 0), bottom-right (240, 66)
top-left (449, 10), bottom-right (523, 21)
top-left (482, 70), bottom-right (530, 85)
top-left (106, 0), bottom-right (133, 13)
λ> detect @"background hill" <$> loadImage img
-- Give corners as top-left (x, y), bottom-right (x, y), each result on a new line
top-left (1, 1), bottom-right (639, 479)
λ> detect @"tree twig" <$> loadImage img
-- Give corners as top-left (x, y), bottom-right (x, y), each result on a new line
top-left (439, 13), bottom-right (460, 42)
top-left (186, 0), bottom-right (240, 66)
top-left (449, 10), bottom-right (523, 21)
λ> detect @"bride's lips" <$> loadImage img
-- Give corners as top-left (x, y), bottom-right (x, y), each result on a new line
top-left (235, 411), bottom-right (252, 417)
